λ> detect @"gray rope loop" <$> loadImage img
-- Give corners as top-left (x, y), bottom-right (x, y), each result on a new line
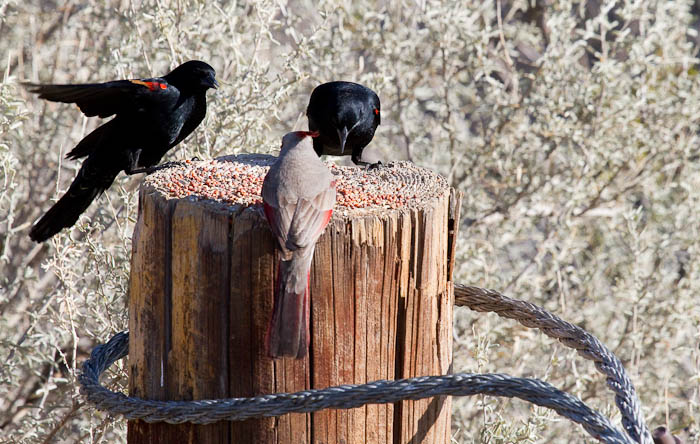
top-left (78, 284), bottom-right (653, 444)
top-left (79, 331), bottom-right (631, 443)
top-left (453, 285), bottom-right (652, 444)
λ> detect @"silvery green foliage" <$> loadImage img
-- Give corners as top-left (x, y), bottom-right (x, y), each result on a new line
top-left (1, 0), bottom-right (699, 442)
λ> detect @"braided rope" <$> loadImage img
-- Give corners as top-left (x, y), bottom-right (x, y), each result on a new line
top-left (79, 331), bottom-right (631, 443)
top-left (77, 284), bottom-right (653, 444)
top-left (453, 284), bottom-right (652, 444)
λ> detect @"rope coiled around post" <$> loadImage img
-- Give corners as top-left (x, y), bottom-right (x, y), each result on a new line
top-left (453, 284), bottom-right (651, 444)
top-left (78, 332), bottom-right (630, 443)
top-left (78, 284), bottom-right (653, 444)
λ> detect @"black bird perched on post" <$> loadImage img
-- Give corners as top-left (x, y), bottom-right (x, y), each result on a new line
top-left (24, 60), bottom-right (218, 242)
top-left (306, 81), bottom-right (381, 167)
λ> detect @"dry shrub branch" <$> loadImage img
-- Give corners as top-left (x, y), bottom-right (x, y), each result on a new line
top-left (2, 0), bottom-right (700, 442)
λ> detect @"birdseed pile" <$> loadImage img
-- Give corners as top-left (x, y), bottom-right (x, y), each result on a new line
top-left (144, 154), bottom-right (449, 216)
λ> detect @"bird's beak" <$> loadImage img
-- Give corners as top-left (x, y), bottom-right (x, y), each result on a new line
top-left (337, 126), bottom-right (349, 154)
top-left (205, 74), bottom-right (219, 89)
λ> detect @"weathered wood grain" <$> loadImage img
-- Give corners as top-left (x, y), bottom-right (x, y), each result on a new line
top-left (127, 190), bottom-right (176, 444)
top-left (127, 159), bottom-right (461, 444)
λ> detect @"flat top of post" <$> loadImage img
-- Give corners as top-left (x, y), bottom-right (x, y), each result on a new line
top-left (143, 154), bottom-right (450, 217)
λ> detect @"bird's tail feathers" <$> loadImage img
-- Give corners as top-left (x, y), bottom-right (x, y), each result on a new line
top-left (266, 250), bottom-right (314, 359)
top-left (29, 168), bottom-right (115, 242)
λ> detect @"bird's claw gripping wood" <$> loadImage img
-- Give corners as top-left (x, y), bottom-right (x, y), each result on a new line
top-left (124, 149), bottom-right (145, 175)
top-left (366, 160), bottom-right (383, 170)
top-left (140, 157), bottom-right (202, 175)
top-left (144, 162), bottom-right (182, 175)
top-left (349, 156), bottom-right (383, 170)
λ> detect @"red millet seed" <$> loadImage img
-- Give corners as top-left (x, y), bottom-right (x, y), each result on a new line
top-left (145, 158), bottom-right (442, 212)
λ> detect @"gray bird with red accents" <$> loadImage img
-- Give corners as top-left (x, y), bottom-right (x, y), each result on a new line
top-left (261, 131), bottom-right (337, 359)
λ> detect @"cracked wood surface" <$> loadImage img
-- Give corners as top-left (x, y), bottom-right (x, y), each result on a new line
top-left (127, 158), bottom-right (461, 444)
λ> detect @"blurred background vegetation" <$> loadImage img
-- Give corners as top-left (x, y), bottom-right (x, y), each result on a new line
top-left (2, 0), bottom-right (700, 442)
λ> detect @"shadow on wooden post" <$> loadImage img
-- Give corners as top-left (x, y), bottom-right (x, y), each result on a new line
top-left (126, 156), bottom-right (462, 444)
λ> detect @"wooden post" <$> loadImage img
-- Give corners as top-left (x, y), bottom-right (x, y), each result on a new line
top-left (127, 155), bottom-right (462, 444)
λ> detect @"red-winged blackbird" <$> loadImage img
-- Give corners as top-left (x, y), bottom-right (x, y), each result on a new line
top-left (306, 81), bottom-right (381, 167)
top-left (24, 60), bottom-right (218, 242)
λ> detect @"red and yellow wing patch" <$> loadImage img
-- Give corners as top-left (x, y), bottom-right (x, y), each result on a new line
top-left (130, 79), bottom-right (167, 91)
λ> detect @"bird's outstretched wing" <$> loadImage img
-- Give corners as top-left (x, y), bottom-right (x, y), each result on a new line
top-left (23, 78), bottom-right (176, 118)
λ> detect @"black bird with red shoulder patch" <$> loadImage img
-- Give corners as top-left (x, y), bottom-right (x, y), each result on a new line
top-left (24, 60), bottom-right (218, 242)
top-left (306, 81), bottom-right (381, 167)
